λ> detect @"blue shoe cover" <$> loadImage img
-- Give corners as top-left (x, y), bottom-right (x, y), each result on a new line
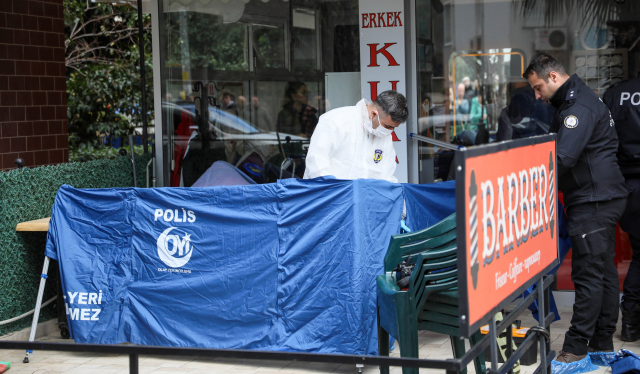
top-left (552, 355), bottom-right (599, 374)
top-left (589, 351), bottom-right (616, 367)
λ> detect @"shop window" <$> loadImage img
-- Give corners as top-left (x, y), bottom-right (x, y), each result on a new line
top-left (332, 25), bottom-right (360, 72)
top-left (443, 3), bottom-right (451, 46)
top-left (252, 25), bottom-right (286, 70)
top-left (414, 0), bottom-right (640, 289)
top-left (159, 0), bottom-right (361, 188)
top-left (164, 12), bottom-right (249, 72)
top-left (292, 8), bottom-right (320, 73)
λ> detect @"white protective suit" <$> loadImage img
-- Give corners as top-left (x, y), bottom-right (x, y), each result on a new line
top-left (303, 99), bottom-right (398, 183)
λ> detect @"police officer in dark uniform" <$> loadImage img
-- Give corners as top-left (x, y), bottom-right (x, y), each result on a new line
top-left (524, 54), bottom-right (628, 363)
top-left (603, 75), bottom-right (640, 342)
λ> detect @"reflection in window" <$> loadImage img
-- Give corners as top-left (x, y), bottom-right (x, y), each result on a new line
top-left (410, 0), bottom-right (639, 291)
top-left (253, 26), bottom-right (285, 69)
top-left (160, 0), bottom-right (364, 188)
top-left (165, 12), bottom-right (248, 71)
top-left (292, 8), bottom-right (318, 73)
top-left (448, 50), bottom-right (526, 136)
top-left (443, 4), bottom-right (451, 45)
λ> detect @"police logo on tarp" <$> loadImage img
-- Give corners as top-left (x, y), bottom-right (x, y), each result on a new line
top-left (157, 227), bottom-right (194, 268)
top-left (374, 149), bottom-right (383, 163)
top-left (564, 115), bottom-right (578, 129)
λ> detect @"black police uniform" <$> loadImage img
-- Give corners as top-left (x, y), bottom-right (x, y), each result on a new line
top-left (603, 76), bottom-right (640, 341)
top-left (549, 74), bottom-right (628, 355)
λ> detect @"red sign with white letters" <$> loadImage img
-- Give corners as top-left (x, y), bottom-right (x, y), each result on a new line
top-left (456, 136), bottom-right (559, 337)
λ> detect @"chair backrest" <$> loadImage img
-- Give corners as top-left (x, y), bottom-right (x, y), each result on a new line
top-left (383, 213), bottom-right (456, 272)
top-left (383, 213), bottom-right (459, 316)
top-left (409, 247), bottom-right (458, 314)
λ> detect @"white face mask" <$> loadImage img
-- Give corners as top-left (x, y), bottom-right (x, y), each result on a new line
top-left (364, 111), bottom-right (393, 138)
top-left (422, 103), bottom-right (430, 113)
top-left (363, 113), bottom-right (375, 135)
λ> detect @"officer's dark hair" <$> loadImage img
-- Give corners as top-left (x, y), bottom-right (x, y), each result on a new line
top-left (374, 90), bottom-right (409, 124)
top-left (522, 53), bottom-right (568, 82)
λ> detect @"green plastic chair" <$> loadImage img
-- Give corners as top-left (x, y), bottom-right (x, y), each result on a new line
top-left (377, 213), bottom-right (486, 374)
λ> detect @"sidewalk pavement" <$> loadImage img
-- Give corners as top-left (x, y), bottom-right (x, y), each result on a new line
top-left (1, 307), bottom-right (639, 374)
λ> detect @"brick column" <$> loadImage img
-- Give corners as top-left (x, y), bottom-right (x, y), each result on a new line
top-left (0, 0), bottom-right (67, 171)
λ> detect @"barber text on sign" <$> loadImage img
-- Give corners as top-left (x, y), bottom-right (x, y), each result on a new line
top-left (456, 135), bottom-right (559, 337)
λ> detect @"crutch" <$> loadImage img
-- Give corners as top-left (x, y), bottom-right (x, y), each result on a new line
top-left (23, 256), bottom-right (51, 363)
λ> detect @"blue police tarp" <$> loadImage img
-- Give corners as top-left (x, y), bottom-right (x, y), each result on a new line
top-left (611, 349), bottom-right (640, 374)
top-left (44, 177), bottom-right (569, 354)
top-left (403, 180), bottom-right (456, 231)
top-left (47, 177), bottom-right (445, 354)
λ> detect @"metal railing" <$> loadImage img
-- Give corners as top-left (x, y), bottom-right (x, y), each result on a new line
top-left (0, 275), bottom-right (554, 374)
top-left (410, 133), bottom-right (459, 151)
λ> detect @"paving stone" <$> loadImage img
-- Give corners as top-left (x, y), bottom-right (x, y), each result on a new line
top-left (2, 306), bottom-right (633, 374)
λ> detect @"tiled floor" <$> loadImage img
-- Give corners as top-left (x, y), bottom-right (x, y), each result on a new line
top-left (1, 307), bottom-right (639, 374)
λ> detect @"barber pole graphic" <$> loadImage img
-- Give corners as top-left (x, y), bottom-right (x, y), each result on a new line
top-left (549, 152), bottom-right (555, 239)
top-left (469, 170), bottom-right (479, 289)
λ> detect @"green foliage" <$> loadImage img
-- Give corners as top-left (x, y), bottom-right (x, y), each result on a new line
top-left (255, 27), bottom-right (285, 69)
top-left (164, 12), bottom-right (248, 71)
top-left (69, 145), bottom-right (148, 162)
top-left (0, 155), bottom-right (151, 336)
top-left (64, 0), bottom-right (153, 149)
top-left (67, 66), bottom-right (135, 148)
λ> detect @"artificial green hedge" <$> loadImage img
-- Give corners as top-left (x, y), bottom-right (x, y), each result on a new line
top-left (0, 154), bottom-right (151, 336)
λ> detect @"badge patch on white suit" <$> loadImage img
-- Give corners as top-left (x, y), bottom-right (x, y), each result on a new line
top-left (564, 115), bottom-right (578, 129)
top-left (374, 149), bottom-right (383, 163)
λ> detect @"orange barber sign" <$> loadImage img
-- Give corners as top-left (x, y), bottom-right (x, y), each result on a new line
top-left (455, 135), bottom-right (559, 337)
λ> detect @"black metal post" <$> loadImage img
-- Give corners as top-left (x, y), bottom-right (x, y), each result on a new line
top-left (537, 276), bottom-right (548, 374)
top-left (544, 276), bottom-right (552, 374)
top-left (489, 314), bottom-right (498, 373)
top-left (129, 135), bottom-right (138, 187)
top-left (130, 353), bottom-right (139, 374)
top-left (137, 0), bottom-right (148, 154)
top-left (506, 319), bottom-right (513, 374)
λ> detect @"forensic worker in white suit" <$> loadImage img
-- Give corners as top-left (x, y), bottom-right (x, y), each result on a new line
top-left (303, 90), bottom-right (409, 183)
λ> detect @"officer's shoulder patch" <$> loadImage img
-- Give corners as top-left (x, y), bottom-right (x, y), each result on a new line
top-left (565, 89), bottom-right (578, 100)
top-left (564, 115), bottom-right (579, 129)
